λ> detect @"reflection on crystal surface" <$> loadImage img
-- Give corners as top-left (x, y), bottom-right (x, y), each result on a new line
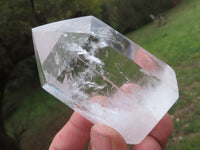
top-left (32, 16), bottom-right (179, 144)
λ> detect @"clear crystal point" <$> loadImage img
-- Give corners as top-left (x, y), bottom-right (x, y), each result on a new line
top-left (32, 16), bottom-right (179, 144)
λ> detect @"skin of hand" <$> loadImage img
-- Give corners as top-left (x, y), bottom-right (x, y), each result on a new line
top-left (49, 112), bottom-right (173, 150)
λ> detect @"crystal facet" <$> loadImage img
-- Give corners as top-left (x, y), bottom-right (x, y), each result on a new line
top-left (32, 16), bottom-right (179, 144)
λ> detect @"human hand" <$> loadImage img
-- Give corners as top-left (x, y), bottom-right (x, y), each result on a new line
top-left (49, 48), bottom-right (173, 150)
top-left (49, 112), bottom-right (173, 150)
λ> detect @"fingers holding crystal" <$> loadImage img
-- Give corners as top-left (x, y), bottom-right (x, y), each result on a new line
top-left (49, 112), bottom-right (93, 150)
top-left (120, 83), bottom-right (141, 94)
top-left (133, 136), bottom-right (162, 150)
top-left (133, 113), bottom-right (173, 150)
top-left (91, 95), bottom-right (110, 107)
top-left (91, 83), bottom-right (141, 108)
top-left (149, 113), bottom-right (173, 149)
top-left (135, 48), bottom-right (160, 74)
top-left (90, 124), bottom-right (129, 150)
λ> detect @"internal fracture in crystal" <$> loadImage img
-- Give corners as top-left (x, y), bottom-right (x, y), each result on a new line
top-left (32, 16), bottom-right (179, 144)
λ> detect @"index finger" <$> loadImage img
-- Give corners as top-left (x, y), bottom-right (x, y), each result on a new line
top-left (49, 112), bottom-right (93, 150)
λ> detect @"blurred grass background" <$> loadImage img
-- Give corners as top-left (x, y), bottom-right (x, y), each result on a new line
top-left (1, 0), bottom-right (200, 149)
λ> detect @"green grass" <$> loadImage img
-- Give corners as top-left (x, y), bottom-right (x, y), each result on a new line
top-left (5, 0), bottom-right (200, 149)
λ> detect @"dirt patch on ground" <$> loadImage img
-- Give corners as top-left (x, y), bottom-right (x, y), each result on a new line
top-left (184, 81), bottom-right (199, 92)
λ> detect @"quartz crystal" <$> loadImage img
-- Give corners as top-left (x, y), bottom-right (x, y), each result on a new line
top-left (32, 16), bottom-right (179, 144)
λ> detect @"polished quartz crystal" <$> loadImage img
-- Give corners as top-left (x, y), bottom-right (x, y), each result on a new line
top-left (32, 16), bottom-right (179, 144)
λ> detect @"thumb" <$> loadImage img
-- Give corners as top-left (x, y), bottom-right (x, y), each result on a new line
top-left (90, 124), bottom-right (128, 150)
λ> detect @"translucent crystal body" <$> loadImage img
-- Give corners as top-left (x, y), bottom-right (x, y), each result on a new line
top-left (32, 16), bottom-right (179, 144)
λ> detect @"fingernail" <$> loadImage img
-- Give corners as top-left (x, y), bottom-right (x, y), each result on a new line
top-left (90, 131), bottom-right (112, 150)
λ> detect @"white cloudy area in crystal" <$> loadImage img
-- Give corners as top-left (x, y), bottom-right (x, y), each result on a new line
top-left (32, 16), bottom-right (179, 144)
